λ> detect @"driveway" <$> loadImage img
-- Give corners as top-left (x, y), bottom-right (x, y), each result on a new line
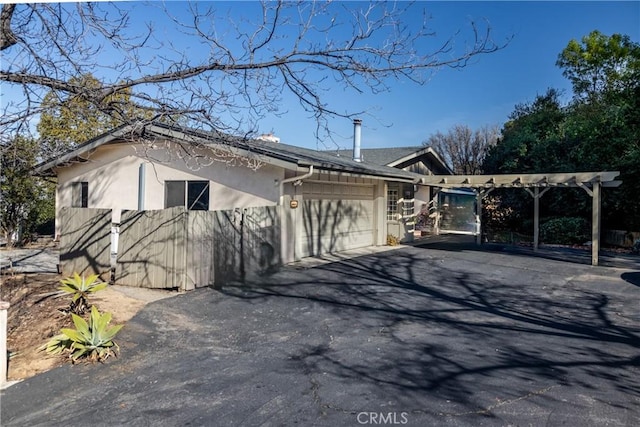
top-left (1, 244), bottom-right (639, 426)
top-left (0, 247), bottom-right (59, 273)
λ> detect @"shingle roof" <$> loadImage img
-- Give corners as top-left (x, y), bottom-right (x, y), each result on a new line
top-left (331, 146), bottom-right (427, 166)
top-left (34, 122), bottom-right (423, 182)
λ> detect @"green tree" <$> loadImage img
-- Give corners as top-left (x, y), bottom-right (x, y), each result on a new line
top-left (483, 89), bottom-right (567, 174)
top-left (556, 30), bottom-right (640, 100)
top-left (484, 31), bottom-right (640, 233)
top-left (0, 136), bottom-right (53, 246)
top-left (37, 74), bottom-right (135, 155)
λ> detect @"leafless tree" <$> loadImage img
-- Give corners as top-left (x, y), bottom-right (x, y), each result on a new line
top-left (1, 1), bottom-right (505, 151)
top-left (425, 124), bottom-right (500, 174)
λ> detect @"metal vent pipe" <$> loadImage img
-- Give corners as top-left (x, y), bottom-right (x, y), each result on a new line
top-left (353, 119), bottom-right (362, 162)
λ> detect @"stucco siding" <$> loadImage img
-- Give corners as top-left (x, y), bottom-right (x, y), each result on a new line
top-left (55, 142), bottom-right (285, 235)
top-left (56, 146), bottom-right (141, 233)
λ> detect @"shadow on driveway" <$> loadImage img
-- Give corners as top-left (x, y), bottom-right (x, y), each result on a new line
top-left (416, 234), bottom-right (640, 269)
top-left (1, 245), bottom-right (639, 426)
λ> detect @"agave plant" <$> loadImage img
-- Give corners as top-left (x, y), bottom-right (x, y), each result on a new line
top-left (59, 273), bottom-right (108, 314)
top-left (42, 306), bottom-right (123, 363)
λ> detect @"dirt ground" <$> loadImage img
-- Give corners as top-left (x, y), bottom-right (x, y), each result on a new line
top-left (1, 272), bottom-right (174, 381)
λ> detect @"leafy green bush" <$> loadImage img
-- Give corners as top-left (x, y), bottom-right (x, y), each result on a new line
top-left (59, 273), bottom-right (108, 315)
top-left (42, 306), bottom-right (123, 363)
top-left (540, 217), bottom-right (590, 245)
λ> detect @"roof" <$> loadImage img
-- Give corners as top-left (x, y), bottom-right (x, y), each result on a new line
top-left (34, 122), bottom-right (422, 183)
top-left (331, 146), bottom-right (452, 174)
top-left (332, 146), bottom-right (420, 165)
top-left (419, 172), bottom-right (622, 189)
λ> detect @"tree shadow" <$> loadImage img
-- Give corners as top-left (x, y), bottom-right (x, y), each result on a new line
top-left (417, 234), bottom-right (640, 269)
top-left (622, 272), bottom-right (640, 287)
top-left (219, 247), bottom-right (640, 414)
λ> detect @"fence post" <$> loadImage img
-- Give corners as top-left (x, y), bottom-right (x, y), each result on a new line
top-left (0, 301), bottom-right (9, 386)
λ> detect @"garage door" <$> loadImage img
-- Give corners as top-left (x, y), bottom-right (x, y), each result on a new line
top-left (299, 182), bottom-right (375, 258)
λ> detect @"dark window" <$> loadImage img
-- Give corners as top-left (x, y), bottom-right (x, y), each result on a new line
top-left (72, 182), bottom-right (88, 208)
top-left (165, 181), bottom-right (186, 208)
top-left (165, 180), bottom-right (210, 210)
top-left (187, 181), bottom-right (209, 210)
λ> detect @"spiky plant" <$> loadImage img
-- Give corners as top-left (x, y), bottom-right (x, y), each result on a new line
top-left (59, 273), bottom-right (108, 314)
top-left (42, 305), bottom-right (123, 363)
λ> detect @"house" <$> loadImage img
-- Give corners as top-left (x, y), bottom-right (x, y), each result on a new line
top-left (35, 121), bottom-right (450, 264)
top-left (332, 145), bottom-right (453, 238)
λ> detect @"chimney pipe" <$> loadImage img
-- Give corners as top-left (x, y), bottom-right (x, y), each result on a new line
top-left (353, 119), bottom-right (362, 162)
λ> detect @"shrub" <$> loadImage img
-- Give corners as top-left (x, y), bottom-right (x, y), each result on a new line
top-left (540, 217), bottom-right (590, 245)
top-left (59, 273), bottom-right (108, 315)
top-left (387, 234), bottom-right (400, 246)
top-left (42, 306), bottom-right (123, 363)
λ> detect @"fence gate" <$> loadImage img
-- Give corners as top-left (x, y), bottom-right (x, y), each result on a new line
top-left (115, 206), bottom-right (280, 290)
top-left (59, 207), bottom-right (112, 278)
top-left (117, 207), bottom-right (188, 289)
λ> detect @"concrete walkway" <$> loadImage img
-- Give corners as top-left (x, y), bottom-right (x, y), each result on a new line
top-left (0, 248), bottom-right (59, 274)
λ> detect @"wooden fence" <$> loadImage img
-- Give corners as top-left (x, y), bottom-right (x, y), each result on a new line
top-left (59, 207), bottom-right (112, 278)
top-left (60, 206), bottom-right (281, 290)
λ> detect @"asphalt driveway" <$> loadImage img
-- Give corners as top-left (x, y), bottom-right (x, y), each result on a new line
top-left (1, 244), bottom-right (639, 426)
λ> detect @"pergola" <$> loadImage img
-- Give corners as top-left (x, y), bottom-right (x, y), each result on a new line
top-left (419, 172), bottom-right (622, 266)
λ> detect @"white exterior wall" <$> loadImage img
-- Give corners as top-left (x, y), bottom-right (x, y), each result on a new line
top-left (54, 140), bottom-right (396, 263)
top-left (414, 185), bottom-right (432, 216)
top-left (279, 171), bottom-right (387, 263)
top-left (55, 143), bottom-right (283, 236)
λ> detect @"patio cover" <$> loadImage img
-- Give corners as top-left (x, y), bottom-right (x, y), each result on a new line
top-left (419, 172), bottom-right (622, 266)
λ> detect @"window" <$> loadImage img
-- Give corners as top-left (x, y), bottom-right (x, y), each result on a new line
top-left (387, 186), bottom-right (399, 221)
top-left (387, 184), bottom-right (415, 220)
top-left (165, 180), bottom-right (210, 210)
top-left (401, 185), bottom-right (415, 218)
top-left (71, 182), bottom-right (88, 208)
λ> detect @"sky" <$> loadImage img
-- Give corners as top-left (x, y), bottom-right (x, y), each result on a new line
top-left (2, 1), bottom-right (639, 152)
top-left (264, 1), bottom-right (639, 151)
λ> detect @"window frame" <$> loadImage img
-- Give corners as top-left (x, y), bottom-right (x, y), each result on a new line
top-left (71, 181), bottom-right (89, 208)
top-left (387, 183), bottom-right (415, 221)
top-left (164, 180), bottom-right (210, 211)
top-left (386, 185), bottom-right (399, 221)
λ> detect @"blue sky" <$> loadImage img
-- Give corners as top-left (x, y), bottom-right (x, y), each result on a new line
top-left (2, 1), bottom-right (639, 152)
top-left (239, 0), bottom-right (638, 151)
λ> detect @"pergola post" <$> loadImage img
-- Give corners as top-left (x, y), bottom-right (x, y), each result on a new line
top-left (533, 188), bottom-right (540, 251)
top-left (592, 181), bottom-right (601, 266)
top-left (525, 187), bottom-right (549, 251)
top-left (421, 172), bottom-right (620, 266)
top-left (474, 188), bottom-right (493, 245)
top-left (476, 190), bottom-right (482, 245)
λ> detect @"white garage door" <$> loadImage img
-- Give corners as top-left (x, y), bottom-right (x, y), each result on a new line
top-left (299, 182), bottom-right (375, 258)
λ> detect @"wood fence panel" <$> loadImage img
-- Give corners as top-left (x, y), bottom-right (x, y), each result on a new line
top-left (213, 209), bottom-right (243, 286)
top-left (186, 211), bottom-right (216, 289)
top-left (117, 207), bottom-right (187, 289)
top-left (59, 207), bottom-right (112, 278)
top-left (242, 206), bottom-right (281, 282)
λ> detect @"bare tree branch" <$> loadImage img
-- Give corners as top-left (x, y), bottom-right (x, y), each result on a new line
top-left (0, 4), bottom-right (17, 50)
top-left (1, 1), bottom-right (508, 147)
top-left (425, 124), bottom-right (501, 175)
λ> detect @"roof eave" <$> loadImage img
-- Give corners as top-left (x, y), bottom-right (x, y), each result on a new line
top-left (33, 123), bottom-right (138, 176)
top-left (386, 147), bottom-right (453, 175)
